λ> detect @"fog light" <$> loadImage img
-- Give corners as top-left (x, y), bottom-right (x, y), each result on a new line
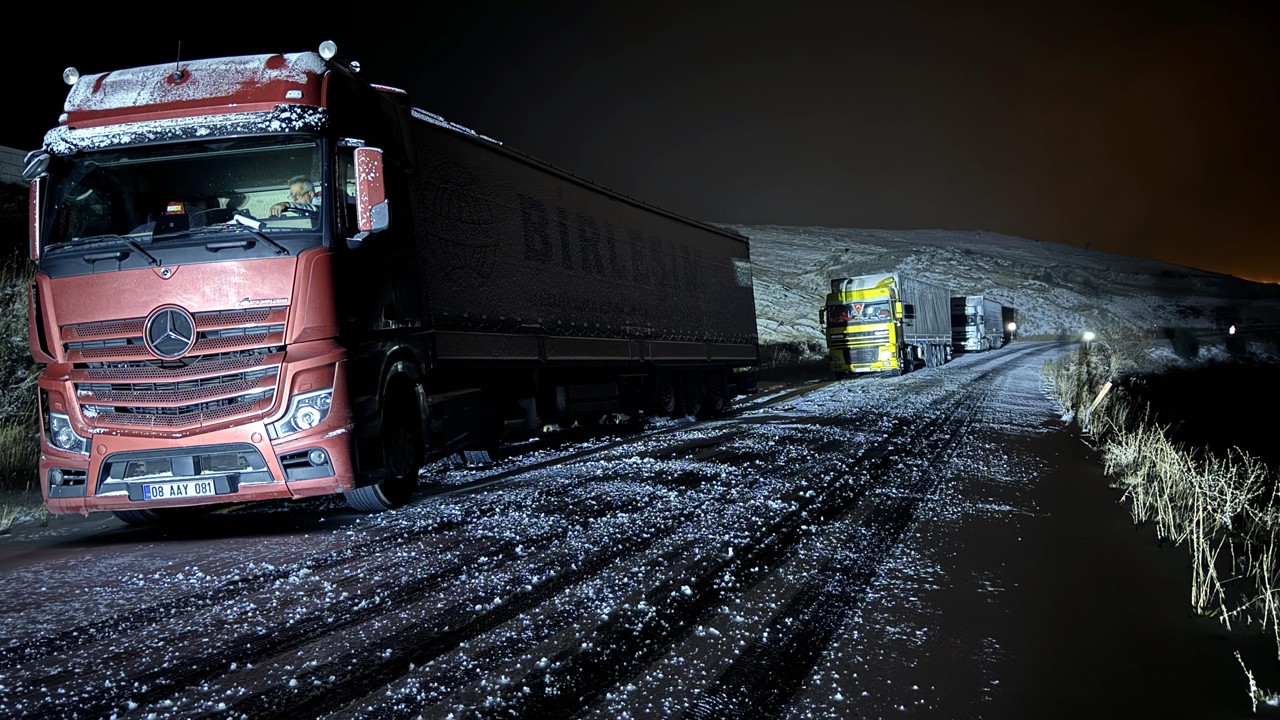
top-left (307, 449), bottom-right (328, 466)
top-left (50, 468), bottom-right (64, 485)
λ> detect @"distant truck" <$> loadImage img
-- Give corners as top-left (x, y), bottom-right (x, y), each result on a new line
top-left (950, 296), bottom-right (1004, 352)
top-left (1002, 306), bottom-right (1019, 345)
top-left (821, 272), bottom-right (952, 376)
top-left (22, 42), bottom-right (758, 524)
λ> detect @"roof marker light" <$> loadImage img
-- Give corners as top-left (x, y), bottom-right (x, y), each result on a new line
top-left (62, 67), bottom-right (80, 86)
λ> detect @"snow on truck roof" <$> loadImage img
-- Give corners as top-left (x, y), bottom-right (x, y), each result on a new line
top-left (60, 52), bottom-right (332, 130)
top-left (44, 51), bottom-right (349, 153)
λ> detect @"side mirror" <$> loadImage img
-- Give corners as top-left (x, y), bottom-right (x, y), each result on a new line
top-left (818, 307), bottom-right (826, 325)
top-left (350, 146), bottom-right (389, 247)
top-left (21, 150), bottom-right (51, 182)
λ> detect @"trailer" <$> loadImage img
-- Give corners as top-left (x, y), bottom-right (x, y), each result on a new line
top-left (22, 42), bottom-right (759, 523)
top-left (951, 295), bottom-right (1004, 352)
top-left (821, 272), bottom-right (952, 376)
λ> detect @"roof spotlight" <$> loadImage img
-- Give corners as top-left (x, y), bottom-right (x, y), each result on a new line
top-left (319, 40), bottom-right (337, 60)
top-left (63, 67), bottom-right (80, 86)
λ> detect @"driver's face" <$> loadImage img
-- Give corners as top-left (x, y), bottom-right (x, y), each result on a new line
top-left (289, 183), bottom-right (314, 202)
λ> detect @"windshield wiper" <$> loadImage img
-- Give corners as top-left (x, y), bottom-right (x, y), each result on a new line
top-left (48, 234), bottom-right (160, 267)
top-left (204, 214), bottom-right (289, 256)
top-left (47, 233), bottom-right (149, 252)
top-left (124, 239), bottom-right (161, 266)
top-left (81, 238), bottom-right (161, 267)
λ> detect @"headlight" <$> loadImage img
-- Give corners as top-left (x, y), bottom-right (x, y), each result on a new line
top-left (268, 389), bottom-right (333, 439)
top-left (48, 412), bottom-right (89, 455)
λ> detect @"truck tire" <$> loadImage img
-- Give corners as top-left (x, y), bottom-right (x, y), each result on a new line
top-left (114, 509), bottom-right (163, 527)
top-left (703, 371), bottom-right (729, 417)
top-left (682, 372), bottom-right (704, 418)
top-left (345, 386), bottom-right (422, 512)
top-left (655, 373), bottom-right (677, 417)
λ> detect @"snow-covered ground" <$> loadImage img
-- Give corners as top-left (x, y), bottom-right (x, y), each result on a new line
top-left (1, 224), bottom-right (1276, 717)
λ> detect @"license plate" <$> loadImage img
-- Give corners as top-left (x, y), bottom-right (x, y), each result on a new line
top-left (141, 480), bottom-right (217, 501)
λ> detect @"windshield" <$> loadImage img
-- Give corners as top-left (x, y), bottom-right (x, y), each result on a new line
top-left (39, 137), bottom-right (327, 277)
top-left (826, 299), bottom-right (891, 327)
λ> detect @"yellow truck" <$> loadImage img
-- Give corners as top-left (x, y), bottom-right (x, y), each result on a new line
top-left (820, 272), bottom-right (953, 377)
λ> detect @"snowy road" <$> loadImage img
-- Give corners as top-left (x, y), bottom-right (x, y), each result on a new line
top-left (0, 341), bottom-right (1075, 719)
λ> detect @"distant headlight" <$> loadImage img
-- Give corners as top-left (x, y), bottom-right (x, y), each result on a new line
top-left (268, 389), bottom-right (333, 439)
top-left (48, 412), bottom-right (89, 454)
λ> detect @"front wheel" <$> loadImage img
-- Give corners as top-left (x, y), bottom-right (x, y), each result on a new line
top-left (346, 386), bottom-right (423, 512)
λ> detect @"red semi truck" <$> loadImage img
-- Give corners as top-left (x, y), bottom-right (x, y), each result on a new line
top-left (23, 42), bottom-right (758, 524)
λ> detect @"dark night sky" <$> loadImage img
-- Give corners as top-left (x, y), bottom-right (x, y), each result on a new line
top-left (9, 1), bottom-right (1280, 282)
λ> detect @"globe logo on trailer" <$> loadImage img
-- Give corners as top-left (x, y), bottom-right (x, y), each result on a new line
top-left (144, 306), bottom-right (197, 359)
top-left (424, 161), bottom-right (497, 289)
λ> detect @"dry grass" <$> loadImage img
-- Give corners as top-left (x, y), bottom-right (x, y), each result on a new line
top-left (0, 414), bottom-right (42, 533)
top-left (0, 251), bottom-right (42, 526)
top-left (1046, 330), bottom-right (1280, 710)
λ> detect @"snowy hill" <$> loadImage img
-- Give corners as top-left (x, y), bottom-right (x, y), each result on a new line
top-left (730, 224), bottom-right (1280, 351)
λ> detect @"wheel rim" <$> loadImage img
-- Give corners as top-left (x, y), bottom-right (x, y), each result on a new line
top-left (385, 423), bottom-right (416, 479)
top-left (657, 376), bottom-right (676, 415)
top-left (684, 374), bottom-right (704, 417)
top-left (709, 383), bottom-right (727, 414)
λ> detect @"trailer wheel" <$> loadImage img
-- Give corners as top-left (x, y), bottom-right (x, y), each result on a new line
top-left (682, 373), bottom-right (704, 418)
top-left (346, 386), bottom-right (422, 512)
top-left (655, 374), bottom-right (677, 417)
top-left (704, 372), bottom-right (729, 417)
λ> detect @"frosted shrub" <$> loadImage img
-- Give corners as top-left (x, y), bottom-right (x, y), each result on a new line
top-left (0, 252), bottom-right (38, 498)
top-left (1048, 341), bottom-right (1280, 707)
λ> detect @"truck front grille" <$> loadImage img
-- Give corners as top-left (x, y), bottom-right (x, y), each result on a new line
top-left (843, 346), bottom-right (880, 364)
top-left (63, 307), bottom-right (287, 431)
